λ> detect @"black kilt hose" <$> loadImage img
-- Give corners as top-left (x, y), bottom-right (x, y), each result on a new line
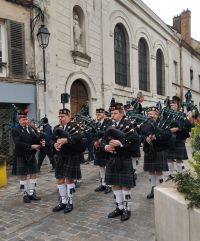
top-left (166, 139), bottom-right (188, 160)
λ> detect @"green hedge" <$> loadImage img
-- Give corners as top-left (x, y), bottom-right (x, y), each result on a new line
top-left (174, 123), bottom-right (200, 208)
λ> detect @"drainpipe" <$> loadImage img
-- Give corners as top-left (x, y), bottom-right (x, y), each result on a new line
top-left (179, 39), bottom-right (183, 101)
top-left (100, 0), bottom-right (105, 108)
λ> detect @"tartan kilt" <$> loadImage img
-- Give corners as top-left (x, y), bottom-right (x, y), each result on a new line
top-left (143, 151), bottom-right (168, 172)
top-left (12, 155), bottom-right (37, 176)
top-left (55, 154), bottom-right (81, 180)
top-left (166, 139), bottom-right (188, 160)
top-left (94, 158), bottom-right (106, 167)
top-left (105, 156), bottom-right (135, 188)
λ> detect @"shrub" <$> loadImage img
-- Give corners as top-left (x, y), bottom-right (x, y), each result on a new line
top-left (174, 123), bottom-right (200, 208)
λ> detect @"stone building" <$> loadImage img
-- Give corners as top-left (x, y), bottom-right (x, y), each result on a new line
top-left (0, 0), bottom-right (37, 161)
top-left (33, 0), bottom-right (200, 125)
top-left (1, 0), bottom-right (200, 125)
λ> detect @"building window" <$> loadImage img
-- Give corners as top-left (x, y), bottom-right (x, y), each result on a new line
top-left (138, 38), bottom-right (150, 92)
top-left (173, 60), bottom-right (178, 83)
top-left (0, 22), bottom-right (6, 77)
top-left (114, 23), bottom-right (130, 86)
top-left (7, 20), bottom-right (26, 78)
top-left (156, 49), bottom-right (165, 96)
top-left (190, 69), bottom-right (193, 87)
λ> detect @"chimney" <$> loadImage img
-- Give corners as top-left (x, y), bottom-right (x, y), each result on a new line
top-left (173, 9), bottom-right (191, 44)
top-left (181, 9), bottom-right (191, 44)
top-left (173, 14), bottom-right (181, 34)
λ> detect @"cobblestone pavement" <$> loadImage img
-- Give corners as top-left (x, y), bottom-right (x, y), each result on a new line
top-left (0, 141), bottom-right (192, 241)
top-left (0, 159), bottom-right (155, 241)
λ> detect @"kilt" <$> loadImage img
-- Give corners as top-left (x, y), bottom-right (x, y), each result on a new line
top-left (143, 151), bottom-right (168, 172)
top-left (55, 154), bottom-right (82, 180)
top-left (12, 155), bottom-right (37, 176)
top-left (94, 158), bottom-right (106, 167)
top-left (166, 139), bottom-right (188, 160)
top-left (105, 156), bottom-right (135, 188)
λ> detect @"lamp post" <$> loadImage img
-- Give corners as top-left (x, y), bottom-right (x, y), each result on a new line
top-left (37, 24), bottom-right (50, 117)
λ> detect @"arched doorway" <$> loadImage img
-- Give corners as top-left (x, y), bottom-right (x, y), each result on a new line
top-left (70, 79), bottom-right (88, 117)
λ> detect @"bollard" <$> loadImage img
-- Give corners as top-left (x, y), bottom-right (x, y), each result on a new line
top-left (0, 155), bottom-right (7, 187)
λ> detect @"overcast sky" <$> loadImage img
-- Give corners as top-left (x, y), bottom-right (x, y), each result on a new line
top-left (141, 0), bottom-right (200, 41)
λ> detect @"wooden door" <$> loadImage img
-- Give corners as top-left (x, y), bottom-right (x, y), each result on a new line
top-left (70, 79), bottom-right (88, 117)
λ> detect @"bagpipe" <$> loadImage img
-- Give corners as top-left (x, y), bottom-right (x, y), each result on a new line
top-left (157, 91), bottom-right (195, 131)
top-left (182, 90), bottom-right (199, 117)
top-left (74, 112), bottom-right (102, 141)
top-left (126, 110), bottom-right (157, 138)
top-left (53, 120), bottom-right (88, 153)
top-left (157, 107), bottom-right (188, 129)
top-left (53, 119), bottom-right (84, 142)
top-left (104, 119), bottom-right (134, 143)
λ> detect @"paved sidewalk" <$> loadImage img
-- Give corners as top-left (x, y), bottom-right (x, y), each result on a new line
top-left (0, 161), bottom-right (155, 241)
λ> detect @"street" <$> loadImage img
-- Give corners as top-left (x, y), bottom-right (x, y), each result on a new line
top-left (0, 160), bottom-right (155, 241)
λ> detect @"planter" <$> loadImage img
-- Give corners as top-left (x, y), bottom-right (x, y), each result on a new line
top-left (154, 182), bottom-right (200, 241)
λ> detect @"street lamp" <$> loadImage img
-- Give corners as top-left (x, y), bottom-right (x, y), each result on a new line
top-left (37, 24), bottom-right (50, 117)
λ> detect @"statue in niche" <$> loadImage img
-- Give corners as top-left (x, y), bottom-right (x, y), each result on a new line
top-left (73, 14), bottom-right (83, 52)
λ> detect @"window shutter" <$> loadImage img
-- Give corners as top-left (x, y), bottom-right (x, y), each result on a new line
top-left (7, 20), bottom-right (26, 78)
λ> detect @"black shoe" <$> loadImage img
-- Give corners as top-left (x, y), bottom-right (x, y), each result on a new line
top-left (134, 173), bottom-right (137, 180)
top-left (165, 174), bottom-right (175, 182)
top-left (147, 186), bottom-right (154, 199)
top-left (52, 203), bottom-right (66, 212)
top-left (64, 203), bottom-right (73, 213)
top-left (108, 208), bottom-right (124, 218)
top-left (121, 210), bottom-right (131, 221)
top-left (23, 195), bottom-right (31, 203)
top-left (75, 181), bottom-right (81, 188)
top-left (94, 185), bottom-right (106, 192)
top-left (146, 192), bottom-right (154, 199)
top-left (104, 186), bottom-right (112, 194)
top-left (29, 191), bottom-right (41, 201)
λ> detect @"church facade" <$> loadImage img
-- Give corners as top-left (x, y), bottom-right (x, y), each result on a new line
top-left (34, 0), bottom-right (200, 122)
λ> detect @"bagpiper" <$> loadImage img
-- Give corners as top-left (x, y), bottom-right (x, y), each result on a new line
top-left (52, 108), bottom-right (85, 214)
top-left (166, 96), bottom-right (192, 177)
top-left (101, 102), bottom-right (140, 221)
top-left (141, 106), bottom-right (172, 199)
top-left (12, 108), bottom-right (42, 203)
top-left (93, 108), bottom-right (112, 194)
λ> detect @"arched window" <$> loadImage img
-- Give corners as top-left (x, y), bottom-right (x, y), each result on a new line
top-left (138, 38), bottom-right (150, 92)
top-left (156, 49), bottom-right (165, 96)
top-left (114, 24), bottom-right (130, 86)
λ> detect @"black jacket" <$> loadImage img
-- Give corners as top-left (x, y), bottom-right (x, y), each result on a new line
top-left (12, 125), bottom-right (40, 156)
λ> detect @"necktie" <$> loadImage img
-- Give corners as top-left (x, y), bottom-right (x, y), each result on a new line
top-left (97, 122), bottom-right (101, 129)
top-left (24, 126), bottom-right (30, 134)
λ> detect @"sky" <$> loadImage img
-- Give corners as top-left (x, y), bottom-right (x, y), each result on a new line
top-left (141, 0), bottom-right (200, 41)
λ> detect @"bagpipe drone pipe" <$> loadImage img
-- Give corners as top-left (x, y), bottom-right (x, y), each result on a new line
top-left (74, 112), bottom-right (106, 142)
top-left (53, 119), bottom-right (88, 153)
